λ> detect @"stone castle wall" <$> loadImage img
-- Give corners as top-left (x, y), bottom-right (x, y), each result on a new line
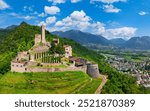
top-left (26, 66), bottom-right (87, 73)
top-left (11, 62), bottom-right (100, 78)
top-left (11, 62), bottom-right (27, 73)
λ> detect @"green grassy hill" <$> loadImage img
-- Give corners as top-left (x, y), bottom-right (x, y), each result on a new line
top-left (0, 71), bottom-right (101, 94)
top-left (0, 22), bottom-right (150, 94)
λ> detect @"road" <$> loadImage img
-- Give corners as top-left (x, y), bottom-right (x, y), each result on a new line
top-left (95, 75), bottom-right (108, 94)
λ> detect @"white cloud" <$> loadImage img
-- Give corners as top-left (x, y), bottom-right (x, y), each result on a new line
top-left (23, 6), bottom-right (34, 12)
top-left (38, 12), bottom-right (46, 17)
top-left (54, 10), bottom-right (92, 31)
top-left (103, 27), bottom-right (137, 40)
top-left (71, 0), bottom-right (81, 3)
top-left (39, 10), bottom-right (136, 40)
top-left (38, 16), bottom-right (56, 26)
top-left (46, 16), bottom-right (56, 24)
top-left (103, 4), bottom-right (121, 13)
top-left (24, 16), bottom-right (34, 20)
top-left (9, 13), bottom-right (35, 20)
top-left (139, 11), bottom-right (149, 16)
top-left (44, 6), bottom-right (60, 15)
top-left (91, 0), bottom-right (126, 13)
top-left (48, 0), bottom-right (66, 5)
top-left (0, 0), bottom-right (9, 10)
top-left (70, 10), bottom-right (91, 22)
top-left (91, 0), bottom-right (127, 4)
top-left (52, 10), bottom-right (105, 33)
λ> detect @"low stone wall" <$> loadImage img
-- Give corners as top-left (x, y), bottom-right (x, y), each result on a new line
top-left (27, 66), bottom-right (87, 73)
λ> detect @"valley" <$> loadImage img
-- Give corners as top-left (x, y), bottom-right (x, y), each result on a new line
top-left (98, 49), bottom-right (150, 88)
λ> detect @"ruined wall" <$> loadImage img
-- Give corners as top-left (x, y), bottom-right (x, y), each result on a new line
top-left (35, 34), bottom-right (42, 45)
top-left (64, 45), bottom-right (72, 58)
top-left (86, 63), bottom-right (100, 78)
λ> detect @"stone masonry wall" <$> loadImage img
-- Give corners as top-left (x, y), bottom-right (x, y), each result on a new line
top-left (26, 66), bottom-right (87, 73)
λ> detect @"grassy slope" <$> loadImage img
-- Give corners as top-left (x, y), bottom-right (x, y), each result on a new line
top-left (0, 71), bottom-right (101, 94)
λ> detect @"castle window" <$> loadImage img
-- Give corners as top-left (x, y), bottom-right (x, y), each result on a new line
top-left (12, 65), bottom-right (14, 67)
top-left (20, 65), bottom-right (22, 67)
top-left (16, 65), bottom-right (18, 67)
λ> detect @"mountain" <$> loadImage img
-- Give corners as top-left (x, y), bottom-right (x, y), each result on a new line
top-left (110, 38), bottom-right (126, 46)
top-left (0, 25), bottom-right (17, 40)
top-left (52, 30), bottom-right (110, 46)
top-left (123, 36), bottom-right (150, 49)
top-left (6, 25), bottom-right (18, 30)
top-left (53, 30), bottom-right (150, 50)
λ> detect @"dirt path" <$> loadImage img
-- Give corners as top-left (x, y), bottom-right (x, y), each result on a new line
top-left (95, 75), bottom-right (108, 94)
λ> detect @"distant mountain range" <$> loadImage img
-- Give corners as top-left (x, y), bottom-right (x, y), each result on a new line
top-left (0, 25), bottom-right (17, 40)
top-left (1, 24), bottom-right (150, 50)
top-left (52, 30), bottom-right (150, 50)
top-left (52, 30), bottom-right (110, 45)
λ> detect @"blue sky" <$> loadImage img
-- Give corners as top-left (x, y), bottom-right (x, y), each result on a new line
top-left (0, 0), bottom-right (150, 40)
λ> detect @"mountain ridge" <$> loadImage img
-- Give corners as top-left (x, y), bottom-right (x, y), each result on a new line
top-left (52, 30), bottom-right (111, 46)
top-left (52, 30), bottom-right (150, 50)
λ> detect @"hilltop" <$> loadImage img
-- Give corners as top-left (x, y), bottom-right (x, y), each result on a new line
top-left (0, 22), bottom-right (150, 94)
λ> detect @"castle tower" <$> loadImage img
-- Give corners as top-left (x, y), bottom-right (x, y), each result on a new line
top-left (86, 63), bottom-right (100, 78)
top-left (41, 25), bottom-right (46, 43)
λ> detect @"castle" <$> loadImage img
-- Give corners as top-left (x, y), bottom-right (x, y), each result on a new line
top-left (11, 25), bottom-right (100, 78)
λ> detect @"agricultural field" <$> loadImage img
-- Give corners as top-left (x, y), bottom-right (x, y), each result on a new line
top-left (0, 71), bottom-right (102, 94)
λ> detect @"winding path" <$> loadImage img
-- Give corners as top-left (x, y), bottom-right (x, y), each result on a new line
top-left (95, 75), bottom-right (108, 94)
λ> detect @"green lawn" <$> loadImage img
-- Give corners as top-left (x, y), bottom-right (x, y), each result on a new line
top-left (0, 71), bottom-right (102, 94)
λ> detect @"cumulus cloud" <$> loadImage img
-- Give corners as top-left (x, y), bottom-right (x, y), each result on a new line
top-left (48, 0), bottom-right (66, 5)
top-left (39, 10), bottom-right (136, 39)
top-left (103, 4), bottom-right (121, 13)
top-left (46, 16), bottom-right (56, 24)
top-left (103, 27), bottom-right (137, 40)
top-left (50, 10), bottom-right (105, 33)
top-left (38, 16), bottom-right (56, 26)
top-left (91, 0), bottom-right (127, 4)
top-left (139, 11), bottom-right (149, 16)
top-left (0, 0), bottom-right (9, 10)
top-left (44, 6), bottom-right (60, 15)
top-left (54, 10), bottom-right (91, 31)
top-left (71, 0), bottom-right (81, 3)
top-left (70, 10), bottom-right (91, 22)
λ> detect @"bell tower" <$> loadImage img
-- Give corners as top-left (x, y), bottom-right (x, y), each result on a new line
top-left (41, 25), bottom-right (46, 43)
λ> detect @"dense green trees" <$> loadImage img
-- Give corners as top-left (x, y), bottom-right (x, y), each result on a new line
top-left (49, 41), bottom-right (65, 54)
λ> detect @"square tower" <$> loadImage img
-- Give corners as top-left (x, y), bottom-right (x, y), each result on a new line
top-left (41, 25), bottom-right (46, 43)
